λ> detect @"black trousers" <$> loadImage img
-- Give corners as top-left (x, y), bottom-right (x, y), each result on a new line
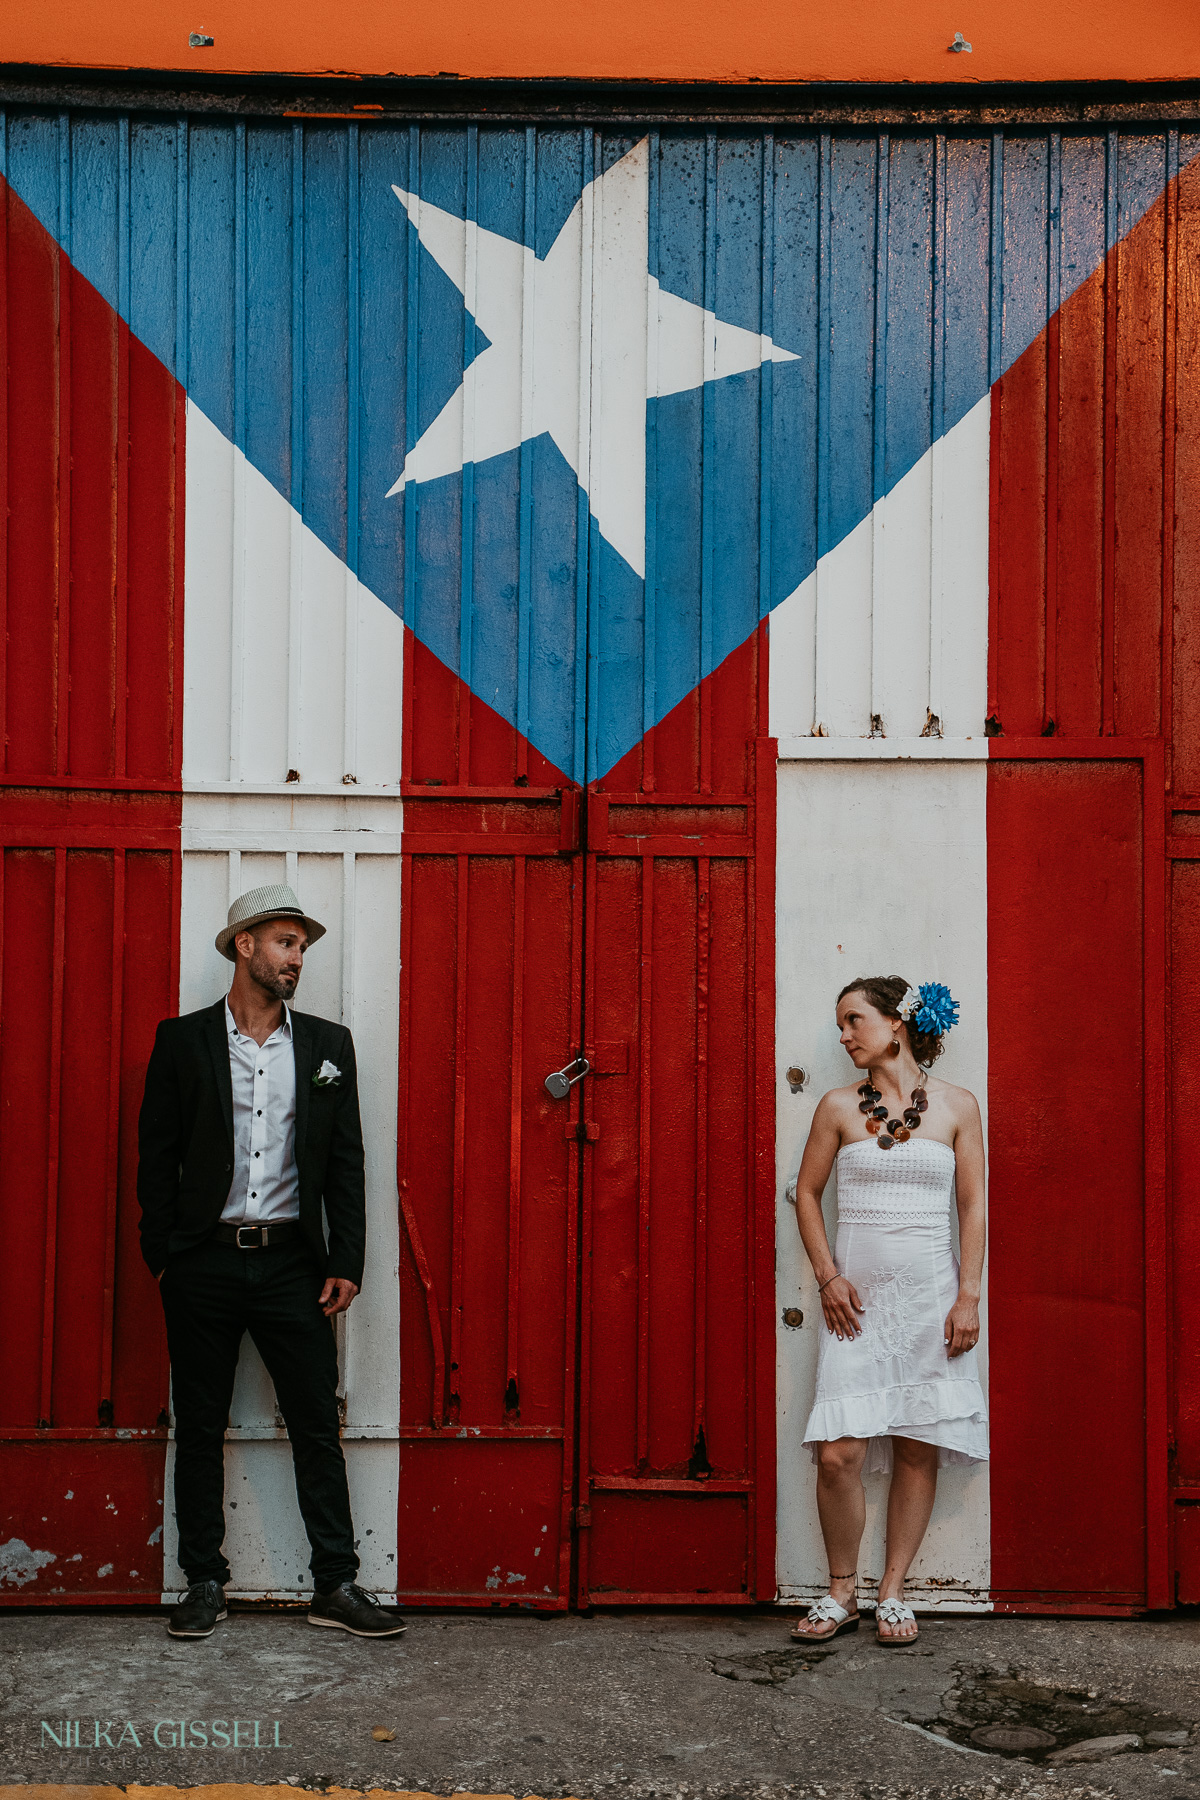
top-left (158, 1235), bottom-right (359, 1592)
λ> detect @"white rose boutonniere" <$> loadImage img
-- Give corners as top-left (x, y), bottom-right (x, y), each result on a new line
top-left (312, 1060), bottom-right (343, 1087)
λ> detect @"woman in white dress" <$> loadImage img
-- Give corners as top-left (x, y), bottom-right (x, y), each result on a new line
top-left (790, 975), bottom-right (987, 1647)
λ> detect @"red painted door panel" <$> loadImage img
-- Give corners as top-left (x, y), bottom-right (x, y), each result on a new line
top-left (576, 635), bottom-right (777, 1605)
top-left (580, 824), bottom-right (756, 1601)
top-left (1169, 861), bottom-right (1200, 1595)
top-left (988, 758), bottom-right (1147, 1608)
top-left (0, 817), bottom-right (180, 1602)
top-left (395, 779), bottom-right (582, 1607)
top-left (396, 635), bottom-right (777, 1606)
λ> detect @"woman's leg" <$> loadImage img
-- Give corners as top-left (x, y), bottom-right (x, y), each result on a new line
top-left (877, 1436), bottom-right (939, 1640)
top-left (792, 1437), bottom-right (869, 1639)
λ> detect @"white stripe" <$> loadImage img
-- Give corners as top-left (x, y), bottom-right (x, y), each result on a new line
top-left (769, 394), bottom-right (991, 748)
top-left (184, 400), bottom-right (402, 790)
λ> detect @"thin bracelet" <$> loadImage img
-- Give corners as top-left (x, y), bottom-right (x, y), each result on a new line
top-left (817, 1272), bottom-right (840, 1292)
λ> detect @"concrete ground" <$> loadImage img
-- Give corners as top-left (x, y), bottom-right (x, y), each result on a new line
top-left (2, 1607), bottom-right (1199, 1800)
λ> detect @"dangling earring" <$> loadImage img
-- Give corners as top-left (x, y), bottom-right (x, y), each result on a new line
top-left (889, 1037), bottom-right (901, 1057)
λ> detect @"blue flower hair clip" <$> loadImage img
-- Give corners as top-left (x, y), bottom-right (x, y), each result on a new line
top-left (898, 981), bottom-right (960, 1036)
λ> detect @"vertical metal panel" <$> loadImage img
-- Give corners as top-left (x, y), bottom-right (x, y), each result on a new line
top-left (578, 630), bottom-right (774, 1605)
top-left (1171, 862), bottom-right (1200, 1534)
top-left (0, 139), bottom-right (183, 1604)
top-left (986, 136), bottom-right (1199, 1608)
top-left (395, 791), bottom-right (580, 1607)
top-left (989, 133), bottom-right (1188, 744)
top-left (1169, 143), bottom-right (1200, 1600)
top-left (988, 758), bottom-right (1146, 1607)
top-left (0, 816), bottom-right (178, 1604)
top-left (1171, 147), bottom-right (1200, 794)
top-left (1, 150), bottom-right (183, 790)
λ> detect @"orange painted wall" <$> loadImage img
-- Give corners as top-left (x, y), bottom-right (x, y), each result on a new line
top-left (3, 0), bottom-right (1199, 86)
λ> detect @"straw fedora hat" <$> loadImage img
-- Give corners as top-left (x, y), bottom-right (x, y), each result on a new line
top-left (215, 884), bottom-right (327, 963)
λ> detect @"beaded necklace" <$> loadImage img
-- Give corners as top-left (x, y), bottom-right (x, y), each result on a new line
top-left (857, 1076), bottom-right (929, 1150)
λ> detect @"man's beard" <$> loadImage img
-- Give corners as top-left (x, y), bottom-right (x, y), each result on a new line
top-left (249, 948), bottom-right (299, 1002)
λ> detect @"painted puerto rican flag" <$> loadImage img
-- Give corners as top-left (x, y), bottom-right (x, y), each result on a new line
top-left (3, 121), bottom-right (1190, 774)
top-left (2, 113), bottom-right (1196, 1610)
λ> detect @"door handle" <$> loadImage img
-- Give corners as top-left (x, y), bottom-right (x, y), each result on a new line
top-left (544, 1057), bottom-right (591, 1100)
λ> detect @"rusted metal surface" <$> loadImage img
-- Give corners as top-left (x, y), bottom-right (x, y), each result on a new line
top-left (4, 70), bottom-right (1200, 125)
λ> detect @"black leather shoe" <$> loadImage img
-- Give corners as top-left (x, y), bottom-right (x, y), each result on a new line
top-left (307, 1581), bottom-right (406, 1637)
top-left (167, 1579), bottom-right (227, 1637)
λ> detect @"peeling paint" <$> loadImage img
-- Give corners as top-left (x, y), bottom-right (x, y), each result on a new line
top-left (505, 1571), bottom-right (525, 1584)
top-left (0, 1537), bottom-right (57, 1587)
top-left (97, 1562), bottom-right (114, 1577)
top-left (147, 1524), bottom-right (163, 1546)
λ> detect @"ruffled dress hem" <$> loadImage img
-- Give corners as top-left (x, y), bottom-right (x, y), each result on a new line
top-left (802, 1376), bottom-right (989, 1474)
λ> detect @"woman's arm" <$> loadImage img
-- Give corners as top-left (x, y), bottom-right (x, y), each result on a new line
top-left (794, 1094), bottom-right (865, 1340)
top-left (946, 1089), bottom-right (986, 1358)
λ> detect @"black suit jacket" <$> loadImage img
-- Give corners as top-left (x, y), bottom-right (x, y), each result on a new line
top-left (137, 998), bottom-right (366, 1286)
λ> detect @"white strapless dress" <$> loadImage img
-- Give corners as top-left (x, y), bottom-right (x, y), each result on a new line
top-left (801, 1138), bottom-right (989, 1473)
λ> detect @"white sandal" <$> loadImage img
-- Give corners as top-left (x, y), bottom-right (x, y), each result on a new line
top-left (875, 1596), bottom-right (919, 1645)
top-left (790, 1593), bottom-right (860, 1642)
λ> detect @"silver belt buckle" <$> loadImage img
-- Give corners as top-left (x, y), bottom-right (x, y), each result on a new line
top-left (235, 1223), bottom-right (262, 1249)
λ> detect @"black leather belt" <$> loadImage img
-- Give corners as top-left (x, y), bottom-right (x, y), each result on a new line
top-left (214, 1221), bottom-right (301, 1249)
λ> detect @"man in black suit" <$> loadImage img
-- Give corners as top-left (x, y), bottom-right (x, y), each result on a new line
top-left (138, 883), bottom-right (404, 1640)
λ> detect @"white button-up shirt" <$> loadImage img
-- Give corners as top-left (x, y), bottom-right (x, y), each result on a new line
top-left (220, 1000), bottom-right (301, 1224)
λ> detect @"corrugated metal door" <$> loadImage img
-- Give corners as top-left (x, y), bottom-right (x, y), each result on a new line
top-left (395, 649), bottom-right (584, 1607)
top-left (578, 642), bottom-right (776, 1604)
top-left (391, 133), bottom-right (778, 1604)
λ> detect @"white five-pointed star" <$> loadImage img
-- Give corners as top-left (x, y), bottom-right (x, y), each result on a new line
top-left (389, 137), bottom-right (798, 581)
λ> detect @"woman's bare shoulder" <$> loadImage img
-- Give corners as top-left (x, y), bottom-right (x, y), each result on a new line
top-left (800, 1084), bottom-right (860, 1166)
top-left (814, 1082), bottom-right (863, 1121)
top-left (926, 1074), bottom-right (981, 1121)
